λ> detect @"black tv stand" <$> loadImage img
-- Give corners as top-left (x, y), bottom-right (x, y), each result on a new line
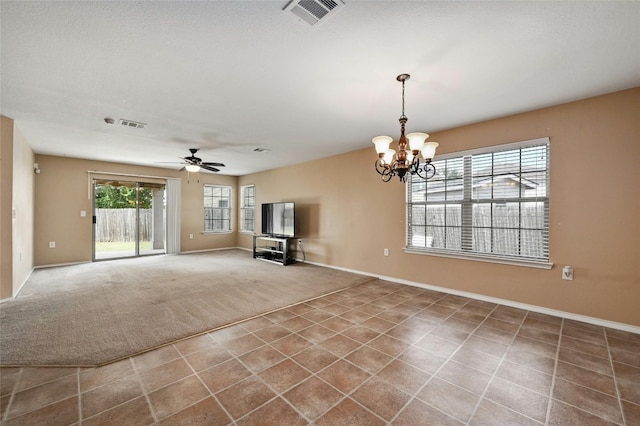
top-left (253, 235), bottom-right (295, 266)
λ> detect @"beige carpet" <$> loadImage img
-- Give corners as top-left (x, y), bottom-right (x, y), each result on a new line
top-left (0, 249), bottom-right (372, 367)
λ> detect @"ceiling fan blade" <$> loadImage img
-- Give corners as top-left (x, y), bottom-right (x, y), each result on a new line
top-left (200, 165), bottom-right (220, 173)
top-left (201, 162), bottom-right (225, 167)
top-left (179, 166), bottom-right (186, 171)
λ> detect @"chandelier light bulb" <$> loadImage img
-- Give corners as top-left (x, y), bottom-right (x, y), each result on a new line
top-left (372, 135), bottom-right (393, 155)
top-left (421, 142), bottom-right (439, 161)
top-left (382, 149), bottom-right (395, 165)
top-left (407, 132), bottom-right (429, 152)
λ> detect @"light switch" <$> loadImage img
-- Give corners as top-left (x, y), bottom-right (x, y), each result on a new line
top-left (80, 210), bottom-right (87, 217)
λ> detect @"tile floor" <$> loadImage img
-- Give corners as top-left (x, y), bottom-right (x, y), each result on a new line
top-left (1, 280), bottom-right (639, 425)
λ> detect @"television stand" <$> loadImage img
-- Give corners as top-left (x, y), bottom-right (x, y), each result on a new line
top-left (253, 235), bottom-right (295, 266)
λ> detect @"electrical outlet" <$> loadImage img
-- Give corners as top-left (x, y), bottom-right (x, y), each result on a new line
top-left (189, 233), bottom-right (194, 239)
top-left (49, 241), bottom-right (56, 249)
top-left (562, 266), bottom-right (573, 280)
top-left (384, 248), bottom-right (389, 256)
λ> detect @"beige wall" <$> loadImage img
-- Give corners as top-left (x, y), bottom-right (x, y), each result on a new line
top-left (240, 88), bottom-right (640, 326)
top-left (0, 116), bottom-right (35, 300)
top-left (0, 116), bottom-right (14, 299)
top-left (34, 156), bottom-right (238, 266)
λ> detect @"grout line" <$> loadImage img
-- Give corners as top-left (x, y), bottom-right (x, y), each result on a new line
top-left (76, 368), bottom-right (82, 426)
top-left (1, 367), bottom-right (22, 423)
top-left (605, 328), bottom-right (628, 426)
top-left (180, 348), bottom-right (238, 426)
top-left (457, 302), bottom-right (506, 424)
top-left (1, 367), bottom-right (79, 423)
top-left (129, 356), bottom-right (159, 425)
top-left (544, 317), bottom-right (564, 425)
top-left (420, 301), bottom-right (508, 424)
top-left (482, 305), bottom-right (561, 424)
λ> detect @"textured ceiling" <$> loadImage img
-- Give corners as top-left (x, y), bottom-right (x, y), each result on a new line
top-left (2, 1), bottom-right (639, 176)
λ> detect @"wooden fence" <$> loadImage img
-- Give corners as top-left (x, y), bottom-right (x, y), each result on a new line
top-left (95, 209), bottom-right (154, 242)
top-left (410, 204), bottom-right (546, 258)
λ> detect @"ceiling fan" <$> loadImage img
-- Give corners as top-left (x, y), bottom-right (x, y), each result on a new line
top-left (162, 148), bottom-right (225, 173)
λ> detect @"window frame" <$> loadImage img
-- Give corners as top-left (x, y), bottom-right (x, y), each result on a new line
top-left (239, 184), bottom-right (256, 234)
top-left (405, 137), bottom-right (552, 269)
top-left (203, 184), bottom-right (233, 234)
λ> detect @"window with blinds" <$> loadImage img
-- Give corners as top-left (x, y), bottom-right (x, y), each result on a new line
top-left (240, 185), bottom-right (255, 233)
top-left (204, 185), bottom-right (232, 232)
top-left (407, 138), bottom-right (550, 266)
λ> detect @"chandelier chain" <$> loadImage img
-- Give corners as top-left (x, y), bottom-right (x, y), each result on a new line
top-left (401, 79), bottom-right (406, 119)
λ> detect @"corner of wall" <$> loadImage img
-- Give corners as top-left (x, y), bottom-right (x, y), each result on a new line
top-left (0, 115), bottom-right (36, 299)
top-left (1, 116), bottom-right (15, 299)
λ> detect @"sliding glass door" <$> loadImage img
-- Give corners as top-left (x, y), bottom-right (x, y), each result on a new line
top-left (93, 180), bottom-right (166, 260)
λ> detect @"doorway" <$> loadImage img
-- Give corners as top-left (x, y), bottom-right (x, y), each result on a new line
top-left (93, 179), bottom-right (166, 260)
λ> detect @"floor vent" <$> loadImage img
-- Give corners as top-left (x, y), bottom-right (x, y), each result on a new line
top-left (119, 119), bottom-right (146, 129)
top-left (283, 0), bottom-right (345, 27)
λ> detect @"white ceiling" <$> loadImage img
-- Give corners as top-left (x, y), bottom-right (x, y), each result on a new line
top-left (2, 1), bottom-right (639, 176)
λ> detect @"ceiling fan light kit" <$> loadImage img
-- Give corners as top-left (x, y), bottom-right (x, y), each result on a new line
top-left (373, 74), bottom-right (439, 183)
top-left (181, 148), bottom-right (225, 173)
top-left (157, 148), bottom-right (225, 174)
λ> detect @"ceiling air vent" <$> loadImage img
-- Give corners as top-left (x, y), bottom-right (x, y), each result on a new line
top-left (283, 0), bottom-right (345, 27)
top-left (118, 119), bottom-right (146, 129)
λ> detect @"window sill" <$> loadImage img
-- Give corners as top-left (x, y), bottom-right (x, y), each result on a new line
top-left (202, 230), bottom-right (233, 235)
top-left (239, 230), bottom-right (255, 235)
top-left (403, 247), bottom-right (553, 269)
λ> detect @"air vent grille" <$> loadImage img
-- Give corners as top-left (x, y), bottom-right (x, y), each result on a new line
top-left (119, 119), bottom-right (146, 129)
top-left (283, 0), bottom-right (345, 27)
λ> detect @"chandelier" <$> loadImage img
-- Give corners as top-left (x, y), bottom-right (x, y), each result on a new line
top-left (372, 74), bottom-right (439, 183)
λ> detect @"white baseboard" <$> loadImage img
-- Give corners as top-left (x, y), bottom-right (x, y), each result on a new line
top-left (1, 267), bottom-right (35, 302)
top-left (12, 267), bottom-right (35, 298)
top-left (301, 259), bottom-right (640, 335)
top-left (34, 261), bottom-right (90, 269)
top-left (180, 247), bottom-right (240, 254)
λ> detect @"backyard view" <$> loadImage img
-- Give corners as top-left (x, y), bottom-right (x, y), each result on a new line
top-left (95, 241), bottom-right (153, 252)
top-left (94, 181), bottom-right (165, 259)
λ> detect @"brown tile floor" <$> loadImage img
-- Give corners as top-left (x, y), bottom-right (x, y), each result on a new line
top-left (1, 280), bottom-right (639, 425)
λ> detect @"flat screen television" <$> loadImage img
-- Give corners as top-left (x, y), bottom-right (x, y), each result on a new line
top-left (261, 202), bottom-right (295, 238)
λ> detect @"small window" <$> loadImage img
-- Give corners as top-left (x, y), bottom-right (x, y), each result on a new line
top-left (240, 185), bottom-right (255, 233)
top-left (407, 138), bottom-right (550, 267)
top-left (204, 185), bottom-right (232, 232)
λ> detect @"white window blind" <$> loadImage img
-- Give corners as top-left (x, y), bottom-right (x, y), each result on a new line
top-left (204, 185), bottom-right (232, 232)
top-left (407, 138), bottom-right (550, 265)
top-left (240, 185), bottom-right (255, 233)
